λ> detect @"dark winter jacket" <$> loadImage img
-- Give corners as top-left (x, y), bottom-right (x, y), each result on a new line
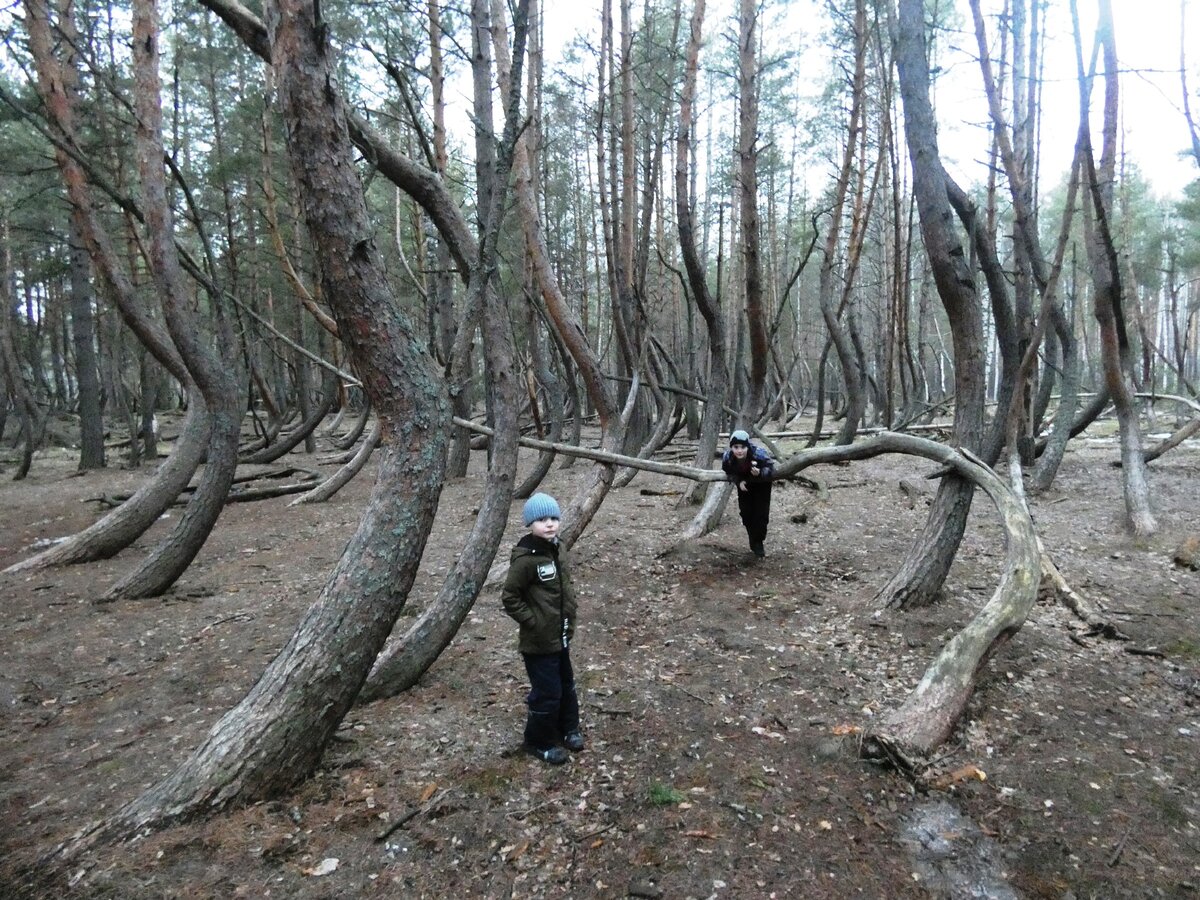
top-left (721, 444), bottom-right (775, 486)
top-left (500, 534), bottom-right (578, 655)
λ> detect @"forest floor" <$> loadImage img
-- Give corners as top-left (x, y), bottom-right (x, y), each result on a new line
top-left (1, 415), bottom-right (1198, 899)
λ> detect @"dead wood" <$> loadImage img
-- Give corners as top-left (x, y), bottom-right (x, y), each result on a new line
top-left (1037, 541), bottom-right (1130, 641)
top-left (94, 466), bottom-right (322, 507)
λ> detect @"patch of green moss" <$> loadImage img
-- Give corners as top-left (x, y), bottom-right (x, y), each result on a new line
top-left (1165, 638), bottom-right (1200, 659)
top-left (647, 782), bottom-right (685, 806)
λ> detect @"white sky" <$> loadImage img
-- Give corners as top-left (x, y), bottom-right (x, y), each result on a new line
top-left (935, 0), bottom-right (1197, 198)
top-left (533, 0), bottom-right (1197, 200)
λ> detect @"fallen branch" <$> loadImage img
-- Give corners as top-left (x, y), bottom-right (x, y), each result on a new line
top-left (1037, 542), bottom-right (1131, 641)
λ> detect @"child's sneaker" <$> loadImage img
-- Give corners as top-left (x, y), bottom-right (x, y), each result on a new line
top-left (527, 744), bottom-right (569, 765)
top-left (563, 730), bottom-right (585, 752)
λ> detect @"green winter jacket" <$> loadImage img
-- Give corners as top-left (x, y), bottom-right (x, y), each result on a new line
top-left (500, 534), bottom-right (578, 655)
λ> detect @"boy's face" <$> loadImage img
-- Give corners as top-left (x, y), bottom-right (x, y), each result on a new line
top-left (731, 444), bottom-right (749, 459)
top-left (529, 516), bottom-right (560, 541)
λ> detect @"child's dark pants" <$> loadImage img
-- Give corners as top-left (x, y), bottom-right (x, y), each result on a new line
top-left (522, 649), bottom-right (580, 750)
top-left (736, 482), bottom-right (772, 545)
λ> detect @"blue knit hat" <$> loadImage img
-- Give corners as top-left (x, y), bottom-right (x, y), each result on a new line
top-left (522, 492), bottom-right (562, 526)
top-left (729, 429), bottom-right (751, 446)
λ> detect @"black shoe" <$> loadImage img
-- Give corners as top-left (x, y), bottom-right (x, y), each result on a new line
top-left (750, 540), bottom-right (766, 558)
top-left (563, 730), bottom-right (585, 752)
top-left (526, 744), bottom-right (569, 765)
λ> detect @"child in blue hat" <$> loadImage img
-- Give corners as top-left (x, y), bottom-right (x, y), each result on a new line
top-left (721, 430), bottom-right (775, 557)
top-left (500, 493), bottom-right (584, 764)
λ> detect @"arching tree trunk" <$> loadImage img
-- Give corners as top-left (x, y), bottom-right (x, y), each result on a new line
top-left (13, 0), bottom-right (220, 574)
top-left (238, 388), bottom-right (332, 465)
top-left (101, 0), bottom-right (245, 601)
top-left (676, 0), bottom-right (730, 516)
top-left (1031, 301), bottom-right (1082, 492)
top-left (291, 419), bottom-right (380, 505)
top-left (3, 401), bottom-right (211, 574)
top-left (876, 0), bottom-right (987, 609)
top-left (359, 0), bottom-right (530, 703)
top-left (514, 289), bottom-right (565, 499)
top-left (58, 0), bottom-right (449, 849)
top-left (820, 0), bottom-right (870, 446)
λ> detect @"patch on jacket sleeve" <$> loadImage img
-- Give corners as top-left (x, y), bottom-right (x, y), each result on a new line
top-left (536, 561), bottom-right (557, 582)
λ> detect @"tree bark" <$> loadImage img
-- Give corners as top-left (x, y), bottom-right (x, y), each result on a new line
top-left (101, 0), bottom-right (245, 601)
top-left (59, 0), bottom-right (449, 848)
top-left (1079, 0), bottom-right (1156, 536)
top-left (66, 208), bottom-right (105, 470)
top-left (819, 0), bottom-right (870, 446)
top-left (359, 0), bottom-right (530, 703)
top-left (0, 223), bottom-right (41, 480)
top-left (676, 0), bottom-right (730, 515)
top-left (876, 0), bottom-right (987, 609)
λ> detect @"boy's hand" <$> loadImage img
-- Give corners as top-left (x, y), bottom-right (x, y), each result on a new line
top-left (738, 480), bottom-right (748, 492)
top-left (750, 463), bottom-right (760, 476)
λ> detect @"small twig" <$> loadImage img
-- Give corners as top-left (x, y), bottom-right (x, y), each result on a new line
top-left (508, 797), bottom-right (560, 821)
top-left (753, 674), bottom-right (793, 692)
top-left (588, 703), bottom-right (634, 716)
top-left (375, 788), bottom-right (449, 842)
top-left (1108, 822), bottom-right (1133, 867)
top-left (1124, 646), bottom-right (1166, 658)
top-left (574, 823), bottom-right (615, 843)
top-left (673, 685), bottom-right (713, 706)
top-left (198, 613), bottom-right (254, 634)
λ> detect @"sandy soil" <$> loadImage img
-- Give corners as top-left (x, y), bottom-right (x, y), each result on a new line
top-left (1, 420), bottom-right (1197, 899)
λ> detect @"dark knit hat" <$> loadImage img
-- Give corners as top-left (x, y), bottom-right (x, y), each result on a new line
top-left (523, 492), bottom-right (562, 526)
top-left (729, 429), bottom-right (751, 446)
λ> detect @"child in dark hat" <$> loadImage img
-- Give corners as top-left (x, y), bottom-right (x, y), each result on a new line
top-left (500, 492), bottom-right (584, 765)
top-left (721, 429), bottom-right (775, 558)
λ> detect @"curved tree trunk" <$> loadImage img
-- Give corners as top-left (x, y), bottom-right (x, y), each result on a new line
top-left (3, 400), bottom-right (210, 574)
top-left (18, 0), bottom-right (221, 576)
top-left (769, 434), bottom-right (1038, 760)
top-left (514, 297), bottom-right (564, 499)
top-left (0, 240), bottom-right (41, 481)
top-left (820, 0), bottom-right (870, 446)
top-left (676, 0), bottom-right (730, 513)
top-left (239, 389), bottom-right (333, 465)
top-left (1081, 0), bottom-right (1155, 536)
top-left (290, 419), bottom-right (380, 505)
top-left (357, 0), bottom-right (530, 703)
top-left (876, 0), bottom-right (987, 609)
top-left (1030, 302), bottom-right (1081, 492)
top-left (1141, 394), bottom-right (1200, 462)
top-left (100, 0), bottom-right (245, 602)
top-left (58, 0), bottom-right (449, 850)
top-left (331, 397), bottom-right (370, 450)
top-left (613, 357), bottom-right (679, 489)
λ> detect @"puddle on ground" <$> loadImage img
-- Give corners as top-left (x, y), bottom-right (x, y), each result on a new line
top-left (899, 799), bottom-right (1018, 899)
